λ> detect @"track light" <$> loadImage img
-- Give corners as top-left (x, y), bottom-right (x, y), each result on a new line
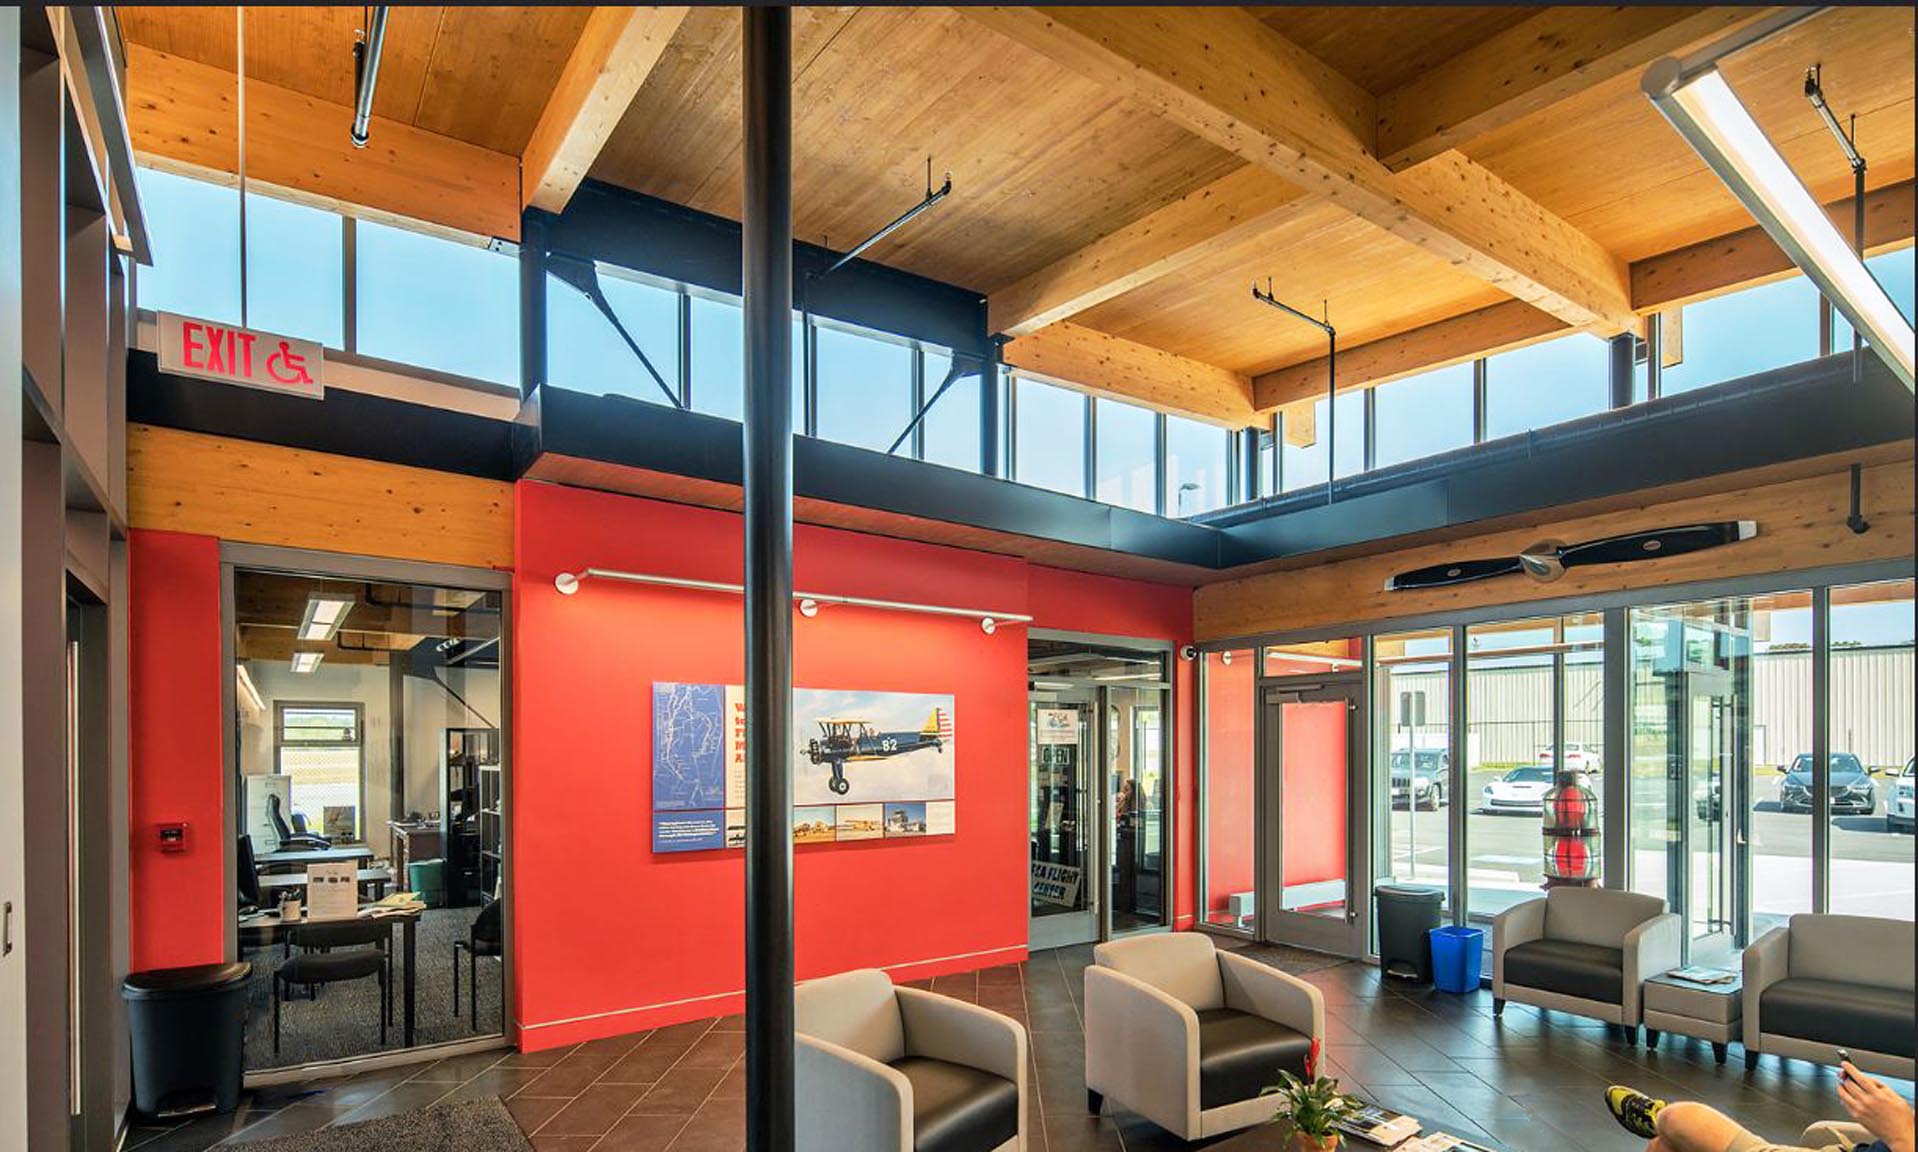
top-left (1644, 59), bottom-right (1915, 389)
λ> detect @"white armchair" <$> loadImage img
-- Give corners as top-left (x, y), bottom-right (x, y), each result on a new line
top-left (1084, 933), bottom-right (1323, 1141)
top-left (1492, 887), bottom-right (1681, 1040)
top-left (795, 968), bottom-right (1027, 1152)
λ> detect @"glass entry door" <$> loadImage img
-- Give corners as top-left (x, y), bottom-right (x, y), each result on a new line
top-left (1678, 670), bottom-right (1744, 959)
top-left (1030, 692), bottom-right (1099, 949)
top-left (1259, 682), bottom-right (1365, 955)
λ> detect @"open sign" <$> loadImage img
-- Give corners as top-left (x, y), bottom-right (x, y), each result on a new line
top-left (157, 312), bottom-right (325, 399)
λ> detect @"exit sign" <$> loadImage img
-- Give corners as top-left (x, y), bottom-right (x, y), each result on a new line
top-left (157, 312), bottom-right (324, 399)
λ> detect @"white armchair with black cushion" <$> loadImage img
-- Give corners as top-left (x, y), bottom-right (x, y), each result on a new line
top-left (794, 967), bottom-right (1027, 1152)
top-left (1492, 887), bottom-right (1681, 1040)
top-left (1083, 933), bottom-right (1324, 1140)
top-left (1743, 913), bottom-right (1914, 1079)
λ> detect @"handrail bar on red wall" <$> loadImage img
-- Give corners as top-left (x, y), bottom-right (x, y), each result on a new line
top-left (553, 566), bottom-right (1033, 633)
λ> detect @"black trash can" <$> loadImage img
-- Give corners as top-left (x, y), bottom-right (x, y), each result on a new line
top-left (123, 961), bottom-right (252, 1118)
top-left (1375, 884), bottom-right (1444, 984)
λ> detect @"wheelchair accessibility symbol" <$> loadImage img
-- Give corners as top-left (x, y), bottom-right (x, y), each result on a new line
top-left (266, 340), bottom-right (315, 387)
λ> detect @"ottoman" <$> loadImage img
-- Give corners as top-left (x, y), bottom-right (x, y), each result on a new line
top-left (1644, 970), bottom-right (1742, 1064)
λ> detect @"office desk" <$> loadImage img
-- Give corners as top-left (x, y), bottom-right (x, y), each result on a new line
top-left (388, 822), bottom-right (442, 884)
top-left (238, 905), bottom-right (424, 1047)
top-left (256, 845), bottom-right (375, 873)
top-left (257, 866), bottom-right (392, 900)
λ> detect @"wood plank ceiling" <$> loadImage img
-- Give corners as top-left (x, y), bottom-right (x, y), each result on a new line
top-left (116, 5), bottom-right (1916, 428)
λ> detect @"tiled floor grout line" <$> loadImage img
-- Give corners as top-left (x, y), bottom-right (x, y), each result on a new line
top-left (524, 1016), bottom-right (717, 1143)
top-left (582, 1017), bottom-right (718, 1152)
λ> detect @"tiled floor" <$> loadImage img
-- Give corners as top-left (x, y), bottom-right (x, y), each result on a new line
top-left (125, 942), bottom-right (1912, 1152)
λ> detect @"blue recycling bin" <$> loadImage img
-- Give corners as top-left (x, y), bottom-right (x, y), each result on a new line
top-left (1428, 926), bottom-right (1485, 994)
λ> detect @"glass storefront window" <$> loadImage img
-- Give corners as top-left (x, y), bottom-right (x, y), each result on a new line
top-left (135, 166), bottom-right (241, 325)
top-left (1658, 275), bottom-right (1821, 396)
top-left (1375, 628), bottom-right (1453, 904)
top-left (1280, 392), bottom-right (1364, 492)
top-left (1464, 614), bottom-right (1604, 921)
top-left (357, 220), bottom-right (519, 385)
top-left (244, 192), bottom-right (344, 349)
top-left (1826, 579), bottom-right (1914, 920)
top-left (1200, 650), bottom-right (1257, 932)
top-left (1484, 333), bottom-right (1610, 439)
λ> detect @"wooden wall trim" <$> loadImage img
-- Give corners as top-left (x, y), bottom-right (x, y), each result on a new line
top-left (1195, 457), bottom-right (1916, 641)
top-left (128, 425), bottom-right (514, 571)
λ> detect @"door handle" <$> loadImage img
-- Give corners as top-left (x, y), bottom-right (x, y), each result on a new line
top-left (2, 900), bottom-right (10, 956)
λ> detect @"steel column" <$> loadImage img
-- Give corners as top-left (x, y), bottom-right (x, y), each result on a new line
top-left (981, 341), bottom-right (1002, 477)
top-left (1608, 334), bottom-right (1635, 409)
top-left (1601, 608), bottom-right (1629, 887)
top-left (1810, 586), bottom-right (1830, 913)
top-left (742, 10), bottom-right (795, 1152)
top-left (519, 214), bottom-right (549, 398)
top-left (1447, 625), bottom-right (1469, 924)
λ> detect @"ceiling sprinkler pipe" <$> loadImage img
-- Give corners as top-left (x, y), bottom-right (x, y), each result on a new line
top-left (351, 6), bottom-right (390, 149)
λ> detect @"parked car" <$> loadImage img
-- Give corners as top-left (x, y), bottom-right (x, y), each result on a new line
top-left (1481, 765), bottom-right (1556, 815)
top-left (1779, 753), bottom-right (1876, 815)
top-left (1889, 757), bottom-right (1915, 834)
top-left (1389, 749), bottom-right (1448, 811)
top-left (1535, 743), bottom-right (1602, 773)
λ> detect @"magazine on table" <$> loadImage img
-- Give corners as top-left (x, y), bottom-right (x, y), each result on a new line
top-left (1669, 965), bottom-right (1738, 985)
top-left (1334, 1100), bottom-right (1421, 1145)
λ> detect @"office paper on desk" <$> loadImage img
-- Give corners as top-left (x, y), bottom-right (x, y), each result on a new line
top-left (306, 861), bottom-right (358, 920)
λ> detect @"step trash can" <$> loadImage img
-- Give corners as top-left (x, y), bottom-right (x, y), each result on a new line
top-left (1374, 883), bottom-right (1443, 983)
top-left (1430, 925), bottom-right (1485, 993)
top-left (408, 857), bottom-right (446, 908)
top-left (123, 961), bottom-right (252, 1118)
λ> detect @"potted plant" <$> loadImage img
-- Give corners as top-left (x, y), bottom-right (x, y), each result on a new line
top-left (1265, 1039), bottom-right (1358, 1152)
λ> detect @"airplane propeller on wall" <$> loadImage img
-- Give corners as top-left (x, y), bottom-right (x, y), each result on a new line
top-left (1385, 521), bottom-right (1758, 592)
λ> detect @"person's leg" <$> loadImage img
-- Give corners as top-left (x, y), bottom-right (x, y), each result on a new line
top-left (1651, 1102), bottom-right (1780, 1152)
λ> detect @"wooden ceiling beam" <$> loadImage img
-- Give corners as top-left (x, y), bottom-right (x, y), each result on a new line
top-left (1004, 321), bottom-right (1257, 428)
top-left (1375, 7), bottom-right (1771, 171)
top-left (1255, 301), bottom-right (1567, 411)
top-left (521, 6), bottom-right (690, 213)
top-left (1632, 179), bottom-right (1915, 312)
top-left (989, 165), bottom-right (1312, 338)
top-left (126, 45), bottom-right (521, 240)
top-left (964, 6), bottom-right (1635, 335)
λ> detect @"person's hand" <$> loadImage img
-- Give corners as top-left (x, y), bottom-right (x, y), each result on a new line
top-left (1837, 1063), bottom-right (1915, 1152)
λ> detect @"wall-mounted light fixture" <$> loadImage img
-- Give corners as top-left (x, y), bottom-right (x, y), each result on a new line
top-left (290, 651), bottom-right (324, 674)
top-left (1643, 17), bottom-right (1915, 390)
top-left (553, 567), bottom-right (1031, 636)
top-left (297, 593), bottom-right (355, 641)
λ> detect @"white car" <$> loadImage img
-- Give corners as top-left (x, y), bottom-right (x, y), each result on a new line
top-left (1536, 743), bottom-right (1601, 773)
top-left (1891, 757), bottom-right (1915, 834)
top-left (1481, 765), bottom-right (1556, 815)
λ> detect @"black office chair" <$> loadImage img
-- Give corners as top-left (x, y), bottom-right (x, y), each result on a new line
top-left (452, 898), bottom-right (503, 1030)
top-left (268, 793), bottom-right (330, 851)
top-left (274, 919), bottom-right (390, 1053)
top-left (237, 834), bottom-right (264, 912)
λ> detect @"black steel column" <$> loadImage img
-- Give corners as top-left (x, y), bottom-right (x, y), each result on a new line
top-left (519, 212), bottom-right (550, 398)
top-left (742, 10), bottom-right (795, 1152)
top-left (1607, 332), bottom-right (1635, 409)
top-left (980, 338), bottom-right (1003, 477)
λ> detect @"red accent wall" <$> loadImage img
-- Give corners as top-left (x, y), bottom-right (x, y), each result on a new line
top-left (513, 483), bottom-right (1199, 1048)
top-left (1201, 651), bottom-right (1257, 924)
top-left (129, 529), bottom-right (228, 971)
top-left (1024, 565), bottom-right (1198, 929)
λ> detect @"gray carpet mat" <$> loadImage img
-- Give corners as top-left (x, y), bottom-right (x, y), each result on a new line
top-left (224, 1098), bottom-right (528, 1152)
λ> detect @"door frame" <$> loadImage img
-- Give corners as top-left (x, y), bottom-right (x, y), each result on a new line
top-left (1027, 687), bottom-right (1101, 951)
top-left (1256, 676), bottom-right (1368, 956)
top-left (1026, 629), bottom-right (1176, 951)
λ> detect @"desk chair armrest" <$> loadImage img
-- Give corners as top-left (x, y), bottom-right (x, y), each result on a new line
top-left (1219, 951), bottom-right (1324, 1039)
top-left (897, 986), bottom-right (1028, 1086)
top-left (1622, 912), bottom-right (1684, 1020)
top-left (1492, 897), bottom-right (1548, 990)
top-left (796, 1034), bottom-right (911, 1152)
top-left (1743, 925), bottom-right (1790, 1049)
top-left (1084, 964), bottom-right (1200, 1137)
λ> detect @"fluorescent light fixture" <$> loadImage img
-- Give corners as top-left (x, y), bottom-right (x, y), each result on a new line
top-left (290, 651), bottom-right (324, 674)
top-left (297, 593), bottom-right (355, 641)
top-left (1644, 59), bottom-right (1915, 389)
top-left (235, 665), bottom-right (266, 712)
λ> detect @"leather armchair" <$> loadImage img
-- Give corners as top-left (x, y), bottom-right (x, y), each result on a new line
top-left (1743, 914), bottom-right (1914, 1078)
top-left (1084, 933), bottom-right (1323, 1140)
top-left (1492, 887), bottom-right (1680, 1039)
top-left (795, 968), bottom-right (1026, 1152)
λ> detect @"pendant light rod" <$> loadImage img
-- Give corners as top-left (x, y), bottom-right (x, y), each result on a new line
top-left (237, 5), bottom-right (248, 327)
top-left (821, 161), bottom-right (952, 278)
top-left (1253, 281), bottom-right (1338, 506)
top-left (351, 6), bottom-right (390, 149)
